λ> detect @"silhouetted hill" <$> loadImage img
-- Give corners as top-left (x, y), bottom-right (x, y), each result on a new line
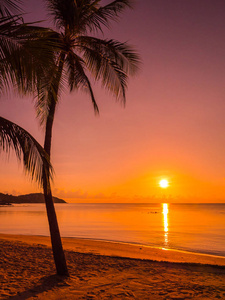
top-left (0, 193), bottom-right (66, 204)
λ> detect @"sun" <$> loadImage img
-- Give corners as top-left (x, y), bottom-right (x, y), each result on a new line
top-left (159, 179), bottom-right (169, 189)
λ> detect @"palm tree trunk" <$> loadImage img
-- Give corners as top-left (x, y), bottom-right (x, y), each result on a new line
top-left (42, 53), bottom-right (68, 276)
top-left (42, 99), bottom-right (68, 276)
top-left (42, 175), bottom-right (68, 276)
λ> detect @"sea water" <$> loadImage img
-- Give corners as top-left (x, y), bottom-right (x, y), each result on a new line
top-left (0, 203), bottom-right (225, 257)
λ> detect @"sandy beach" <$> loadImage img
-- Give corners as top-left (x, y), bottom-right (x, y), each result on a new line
top-left (0, 234), bottom-right (225, 299)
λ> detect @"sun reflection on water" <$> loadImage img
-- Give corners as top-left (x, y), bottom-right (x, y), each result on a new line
top-left (162, 203), bottom-right (169, 248)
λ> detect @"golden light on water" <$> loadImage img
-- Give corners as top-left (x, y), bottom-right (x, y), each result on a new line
top-left (159, 179), bottom-right (169, 188)
top-left (162, 203), bottom-right (169, 248)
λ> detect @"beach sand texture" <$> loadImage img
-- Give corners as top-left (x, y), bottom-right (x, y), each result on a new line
top-left (0, 234), bottom-right (225, 299)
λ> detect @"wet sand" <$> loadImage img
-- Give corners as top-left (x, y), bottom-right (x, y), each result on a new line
top-left (0, 233), bottom-right (225, 299)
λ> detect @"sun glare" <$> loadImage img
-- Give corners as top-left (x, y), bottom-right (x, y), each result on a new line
top-left (159, 179), bottom-right (169, 189)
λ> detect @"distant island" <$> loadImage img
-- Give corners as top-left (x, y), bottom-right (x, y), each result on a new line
top-left (0, 193), bottom-right (66, 205)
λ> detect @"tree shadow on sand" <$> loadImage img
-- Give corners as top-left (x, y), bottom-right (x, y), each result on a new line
top-left (9, 274), bottom-right (70, 299)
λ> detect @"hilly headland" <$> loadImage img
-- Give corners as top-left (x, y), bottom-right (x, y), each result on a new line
top-left (0, 193), bottom-right (66, 205)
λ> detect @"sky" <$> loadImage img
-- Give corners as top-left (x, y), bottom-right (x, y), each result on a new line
top-left (1, 0), bottom-right (225, 203)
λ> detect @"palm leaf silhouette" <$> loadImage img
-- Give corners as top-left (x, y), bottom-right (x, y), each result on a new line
top-left (0, 116), bottom-right (53, 186)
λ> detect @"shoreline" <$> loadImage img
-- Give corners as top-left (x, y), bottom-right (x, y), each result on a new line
top-left (1, 233), bottom-right (225, 266)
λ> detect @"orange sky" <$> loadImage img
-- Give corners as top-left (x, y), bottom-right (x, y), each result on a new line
top-left (1, 0), bottom-right (225, 202)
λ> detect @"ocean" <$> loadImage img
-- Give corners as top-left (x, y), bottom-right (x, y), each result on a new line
top-left (0, 203), bottom-right (225, 257)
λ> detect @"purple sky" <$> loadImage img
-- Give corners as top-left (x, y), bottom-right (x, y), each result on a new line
top-left (1, 0), bottom-right (225, 202)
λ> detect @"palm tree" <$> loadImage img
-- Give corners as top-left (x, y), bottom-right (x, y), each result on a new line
top-left (37, 0), bottom-right (140, 276)
top-left (0, 1), bottom-right (68, 276)
top-left (0, 3), bottom-right (53, 195)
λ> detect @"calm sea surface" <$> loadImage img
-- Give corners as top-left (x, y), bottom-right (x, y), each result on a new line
top-left (0, 203), bottom-right (225, 257)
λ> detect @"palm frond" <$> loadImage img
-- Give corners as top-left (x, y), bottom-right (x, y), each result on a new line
top-left (35, 72), bottom-right (62, 126)
top-left (77, 36), bottom-right (140, 75)
top-left (0, 0), bottom-right (22, 17)
top-left (84, 0), bottom-right (132, 32)
top-left (35, 51), bottom-right (67, 125)
top-left (0, 116), bottom-right (53, 186)
top-left (65, 50), bottom-right (99, 113)
top-left (74, 38), bottom-right (130, 101)
top-left (0, 15), bottom-right (58, 95)
top-left (84, 47), bottom-right (127, 101)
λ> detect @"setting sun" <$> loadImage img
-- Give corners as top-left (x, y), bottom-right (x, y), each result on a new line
top-left (159, 179), bottom-right (169, 188)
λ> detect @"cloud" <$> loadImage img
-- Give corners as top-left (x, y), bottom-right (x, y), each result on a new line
top-left (53, 188), bottom-right (89, 199)
top-left (53, 189), bottom-right (121, 201)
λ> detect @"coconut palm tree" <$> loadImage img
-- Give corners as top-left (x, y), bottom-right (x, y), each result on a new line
top-left (37, 0), bottom-right (140, 276)
top-left (0, 2), bottom-right (53, 192)
top-left (0, 0), bottom-right (68, 276)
